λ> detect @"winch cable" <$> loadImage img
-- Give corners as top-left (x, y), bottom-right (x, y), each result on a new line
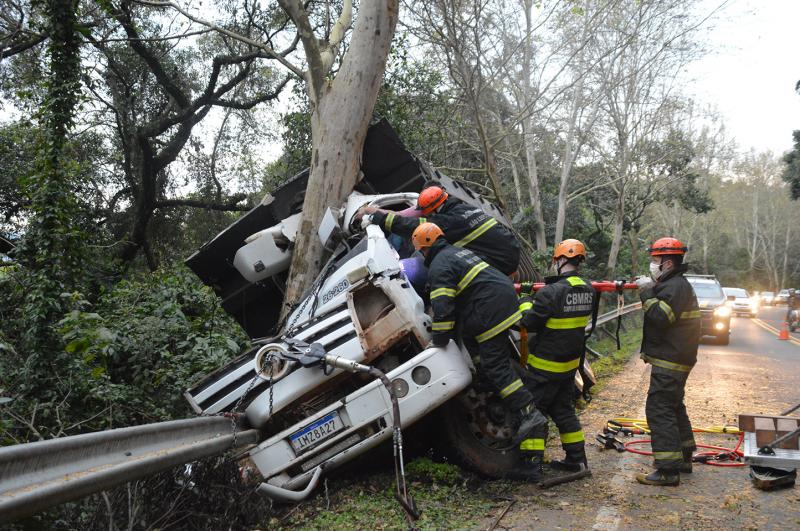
top-left (604, 418), bottom-right (745, 467)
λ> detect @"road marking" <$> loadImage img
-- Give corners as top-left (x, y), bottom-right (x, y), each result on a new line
top-left (752, 319), bottom-right (800, 346)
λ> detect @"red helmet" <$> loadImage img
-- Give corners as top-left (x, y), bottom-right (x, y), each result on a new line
top-left (417, 186), bottom-right (448, 215)
top-left (648, 237), bottom-right (687, 256)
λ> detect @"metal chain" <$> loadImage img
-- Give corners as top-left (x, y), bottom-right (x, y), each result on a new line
top-left (229, 354), bottom-right (274, 449)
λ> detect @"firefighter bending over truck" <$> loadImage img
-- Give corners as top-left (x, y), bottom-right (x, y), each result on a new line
top-left (358, 184), bottom-right (521, 276)
top-left (410, 222), bottom-right (547, 450)
top-left (513, 239), bottom-right (595, 481)
top-left (634, 237), bottom-right (701, 486)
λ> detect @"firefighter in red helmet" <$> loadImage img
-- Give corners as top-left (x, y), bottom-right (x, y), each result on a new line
top-left (358, 184), bottom-right (521, 276)
top-left (634, 237), bottom-right (701, 486)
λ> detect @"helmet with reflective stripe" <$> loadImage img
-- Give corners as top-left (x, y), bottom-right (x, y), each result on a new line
top-left (412, 222), bottom-right (445, 250)
top-left (553, 238), bottom-right (586, 260)
top-left (648, 237), bottom-right (687, 256)
top-left (417, 186), bottom-right (448, 215)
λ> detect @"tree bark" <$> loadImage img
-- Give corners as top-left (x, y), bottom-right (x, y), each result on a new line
top-left (606, 191), bottom-right (625, 277)
top-left (281, 0), bottom-right (398, 314)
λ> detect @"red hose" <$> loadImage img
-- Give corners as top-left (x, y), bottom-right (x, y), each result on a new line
top-left (623, 432), bottom-right (745, 467)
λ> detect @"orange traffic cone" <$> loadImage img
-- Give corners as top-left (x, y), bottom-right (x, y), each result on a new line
top-left (779, 321), bottom-right (790, 340)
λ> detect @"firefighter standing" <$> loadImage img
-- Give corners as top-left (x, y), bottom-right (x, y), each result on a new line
top-left (515, 239), bottom-right (595, 480)
top-left (411, 222), bottom-right (547, 467)
top-left (359, 185), bottom-right (521, 276)
top-left (634, 237), bottom-right (701, 486)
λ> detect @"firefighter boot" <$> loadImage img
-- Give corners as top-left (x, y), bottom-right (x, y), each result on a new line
top-left (511, 404), bottom-right (548, 447)
top-left (505, 452), bottom-right (544, 482)
top-left (550, 447), bottom-right (589, 473)
top-left (681, 449), bottom-right (693, 474)
top-left (636, 469), bottom-right (680, 486)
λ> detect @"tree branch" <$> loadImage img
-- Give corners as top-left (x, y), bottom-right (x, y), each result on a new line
top-left (155, 195), bottom-right (250, 211)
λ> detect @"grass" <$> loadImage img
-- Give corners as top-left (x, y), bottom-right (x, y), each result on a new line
top-left (271, 458), bottom-right (510, 530)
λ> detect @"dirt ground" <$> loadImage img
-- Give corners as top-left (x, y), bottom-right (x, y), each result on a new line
top-left (482, 312), bottom-right (800, 530)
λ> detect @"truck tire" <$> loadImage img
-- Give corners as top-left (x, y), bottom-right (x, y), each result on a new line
top-left (437, 387), bottom-right (520, 477)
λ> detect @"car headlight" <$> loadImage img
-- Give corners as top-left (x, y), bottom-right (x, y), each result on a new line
top-left (714, 306), bottom-right (731, 317)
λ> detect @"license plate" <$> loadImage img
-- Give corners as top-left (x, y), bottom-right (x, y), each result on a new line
top-left (290, 412), bottom-right (345, 453)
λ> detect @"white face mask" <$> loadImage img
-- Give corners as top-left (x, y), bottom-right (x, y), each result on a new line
top-left (649, 261), bottom-right (662, 281)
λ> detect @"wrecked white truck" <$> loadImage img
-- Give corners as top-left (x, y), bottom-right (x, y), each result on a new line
top-left (184, 121), bottom-right (542, 502)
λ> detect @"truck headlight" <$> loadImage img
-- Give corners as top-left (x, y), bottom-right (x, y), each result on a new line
top-left (714, 306), bottom-right (731, 317)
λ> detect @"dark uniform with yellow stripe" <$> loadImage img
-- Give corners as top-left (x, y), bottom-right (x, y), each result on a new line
top-left (639, 264), bottom-right (701, 470)
top-left (371, 197), bottom-right (521, 275)
top-left (425, 237), bottom-right (533, 411)
top-left (518, 274), bottom-right (594, 462)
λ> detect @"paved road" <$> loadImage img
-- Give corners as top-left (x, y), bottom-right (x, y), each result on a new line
top-left (487, 307), bottom-right (800, 530)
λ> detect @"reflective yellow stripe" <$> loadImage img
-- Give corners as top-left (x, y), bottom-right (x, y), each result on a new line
top-left (454, 218), bottom-right (498, 247)
top-left (418, 217), bottom-right (427, 224)
top-left (528, 355), bottom-right (581, 373)
top-left (456, 262), bottom-right (489, 294)
top-left (519, 301), bottom-right (533, 312)
top-left (659, 300), bottom-right (676, 323)
top-left (476, 310), bottom-right (522, 343)
top-left (431, 287), bottom-right (456, 299)
top-left (545, 315), bottom-right (589, 329)
top-left (431, 321), bottom-right (455, 331)
top-left (680, 310), bottom-right (701, 319)
top-left (643, 298), bottom-right (658, 311)
top-left (384, 212), bottom-right (395, 231)
top-left (641, 354), bottom-right (692, 373)
top-left (560, 430), bottom-right (585, 444)
top-left (653, 451), bottom-right (682, 461)
top-left (566, 276), bottom-right (586, 286)
top-left (520, 438), bottom-right (546, 451)
top-left (499, 378), bottom-right (523, 398)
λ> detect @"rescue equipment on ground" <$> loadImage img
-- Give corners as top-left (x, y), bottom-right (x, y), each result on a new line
top-left (740, 402), bottom-right (800, 490)
top-left (599, 418), bottom-right (745, 467)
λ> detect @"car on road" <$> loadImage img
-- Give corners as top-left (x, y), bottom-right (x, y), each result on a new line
top-left (776, 289), bottom-right (791, 305)
top-left (686, 274), bottom-right (731, 345)
top-left (760, 291), bottom-right (775, 306)
top-left (723, 287), bottom-right (758, 317)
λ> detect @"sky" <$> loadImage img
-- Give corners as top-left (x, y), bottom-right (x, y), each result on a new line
top-left (687, 0), bottom-right (800, 155)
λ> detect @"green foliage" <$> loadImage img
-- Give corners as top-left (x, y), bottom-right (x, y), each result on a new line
top-left (1, 266), bottom-right (246, 443)
top-left (782, 130), bottom-right (800, 200)
top-left (405, 456), bottom-right (462, 485)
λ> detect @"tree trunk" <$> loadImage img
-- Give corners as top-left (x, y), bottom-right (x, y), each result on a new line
top-left (554, 78), bottom-right (583, 244)
top-left (606, 192), bottom-right (625, 277)
top-left (473, 110), bottom-right (507, 210)
top-left (629, 227), bottom-right (639, 277)
top-left (281, 0), bottom-right (398, 315)
top-left (520, 0), bottom-right (546, 251)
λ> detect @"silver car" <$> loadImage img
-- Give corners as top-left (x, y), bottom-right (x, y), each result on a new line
top-left (723, 287), bottom-right (758, 317)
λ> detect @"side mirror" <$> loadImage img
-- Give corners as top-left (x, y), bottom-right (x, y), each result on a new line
top-left (726, 295), bottom-right (736, 301)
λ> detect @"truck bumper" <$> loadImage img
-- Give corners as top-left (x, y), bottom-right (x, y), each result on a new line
top-left (249, 341), bottom-right (472, 500)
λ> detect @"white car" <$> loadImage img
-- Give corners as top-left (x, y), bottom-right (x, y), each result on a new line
top-left (723, 287), bottom-right (758, 317)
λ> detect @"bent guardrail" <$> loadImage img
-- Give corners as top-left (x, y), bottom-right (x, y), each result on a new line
top-left (0, 416), bottom-right (258, 524)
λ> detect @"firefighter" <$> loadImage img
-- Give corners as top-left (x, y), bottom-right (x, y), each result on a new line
top-left (412, 222), bottom-right (546, 476)
top-left (515, 239), bottom-right (595, 480)
top-left (634, 237), bottom-right (701, 486)
top-left (358, 184), bottom-right (521, 276)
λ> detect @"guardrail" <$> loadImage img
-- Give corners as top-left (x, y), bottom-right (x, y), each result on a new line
top-left (0, 416), bottom-right (258, 524)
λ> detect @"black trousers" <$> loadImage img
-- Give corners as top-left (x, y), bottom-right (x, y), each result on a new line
top-left (519, 369), bottom-right (584, 455)
top-left (646, 365), bottom-right (696, 470)
top-left (464, 334), bottom-right (533, 411)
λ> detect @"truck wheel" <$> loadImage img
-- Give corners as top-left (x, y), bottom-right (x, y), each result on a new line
top-left (437, 387), bottom-right (520, 477)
